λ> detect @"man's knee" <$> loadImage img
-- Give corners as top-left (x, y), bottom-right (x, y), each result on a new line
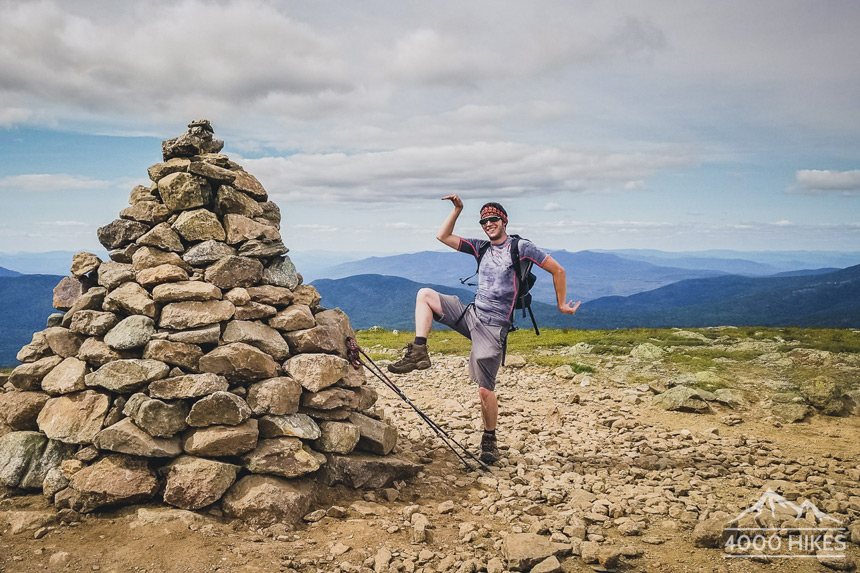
top-left (478, 386), bottom-right (496, 400)
top-left (417, 288), bottom-right (442, 314)
top-left (417, 287), bottom-right (437, 302)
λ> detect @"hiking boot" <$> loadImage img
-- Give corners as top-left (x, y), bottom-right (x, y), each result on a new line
top-left (387, 343), bottom-right (431, 374)
top-left (480, 432), bottom-right (499, 464)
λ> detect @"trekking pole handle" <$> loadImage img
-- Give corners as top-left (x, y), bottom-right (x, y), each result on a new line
top-left (345, 337), bottom-right (362, 369)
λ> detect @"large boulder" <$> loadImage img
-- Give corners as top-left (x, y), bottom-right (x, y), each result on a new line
top-left (97, 261), bottom-right (136, 290)
top-left (231, 169), bottom-right (268, 200)
top-left (16, 331), bottom-right (51, 363)
top-left (132, 246), bottom-right (191, 272)
top-left (221, 320), bottom-right (291, 361)
top-left (221, 475), bottom-right (316, 527)
top-left (0, 392), bottom-right (50, 431)
top-left (182, 240), bottom-right (236, 266)
top-left (284, 324), bottom-right (344, 356)
top-left (135, 264), bottom-right (189, 288)
top-left (143, 340), bottom-right (203, 372)
top-left (223, 214), bottom-right (280, 245)
top-left (269, 305), bottom-right (315, 332)
top-left (204, 256), bottom-right (263, 289)
top-left (94, 418), bottom-right (183, 457)
top-left (120, 201), bottom-right (170, 226)
top-left (9, 356), bottom-right (63, 390)
top-left (103, 315), bottom-right (156, 350)
top-left (181, 419), bottom-right (259, 457)
top-left (157, 172), bottom-right (212, 212)
top-left (152, 280), bottom-right (222, 303)
top-left (68, 310), bottom-right (120, 337)
top-left (241, 437), bottom-right (324, 478)
top-left (85, 359), bottom-right (170, 393)
top-left (53, 276), bottom-right (88, 311)
top-left (125, 395), bottom-right (189, 438)
top-left (214, 185), bottom-right (263, 218)
top-left (246, 377), bottom-right (302, 416)
top-left (43, 327), bottom-right (84, 358)
top-left (284, 354), bottom-right (349, 393)
top-left (162, 456), bottom-right (240, 510)
top-left (70, 252), bottom-right (102, 277)
top-left (172, 208), bottom-right (226, 242)
top-left (321, 453), bottom-right (422, 489)
top-left (262, 256), bottom-right (299, 289)
top-left (159, 300), bottom-right (235, 330)
top-left (97, 219), bottom-right (150, 250)
top-left (186, 391), bottom-right (252, 427)
top-left (137, 222), bottom-right (184, 252)
top-left (258, 414), bottom-right (321, 440)
top-left (301, 388), bottom-right (359, 411)
top-left (348, 412), bottom-right (397, 455)
top-left (314, 421), bottom-right (360, 454)
top-left (247, 285), bottom-right (293, 307)
top-left (198, 343), bottom-right (280, 382)
top-left (148, 373), bottom-right (229, 400)
top-left (59, 454), bottom-right (159, 513)
top-left (76, 338), bottom-right (121, 368)
top-left (0, 431), bottom-right (76, 489)
top-left (102, 281), bottom-right (157, 318)
top-left (37, 390), bottom-right (111, 444)
top-left (61, 287), bottom-right (109, 328)
top-left (41, 357), bottom-right (89, 395)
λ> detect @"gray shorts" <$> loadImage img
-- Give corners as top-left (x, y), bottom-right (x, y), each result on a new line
top-left (434, 293), bottom-right (508, 392)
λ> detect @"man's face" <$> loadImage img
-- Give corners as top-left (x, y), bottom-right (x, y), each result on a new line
top-left (481, 216), bottom-right (506, 241)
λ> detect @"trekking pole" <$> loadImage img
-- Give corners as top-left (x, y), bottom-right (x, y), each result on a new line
top-left (346, 338), bottom-right (490, 472)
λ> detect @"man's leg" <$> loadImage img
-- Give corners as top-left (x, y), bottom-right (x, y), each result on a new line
top-left (388, 288), bottom-right (445, 374)
top-left (478, 385), bottom-right (500, 464)
top-left (469, 325), bottom-right (505, 464)
top-left (415, 288), bottom-right (443, 338)
top-left (478, 387), bottom-right (497, 431)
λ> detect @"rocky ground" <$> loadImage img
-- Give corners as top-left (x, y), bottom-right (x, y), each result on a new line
top-left (2, 329), bottom-right (859, 572)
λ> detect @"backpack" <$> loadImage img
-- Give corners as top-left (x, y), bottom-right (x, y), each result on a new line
top-left (462, 234), bottom-right (540, 335)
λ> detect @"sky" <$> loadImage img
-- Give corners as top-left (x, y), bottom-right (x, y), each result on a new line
top-left (1, 0), bottom-right (859, 257)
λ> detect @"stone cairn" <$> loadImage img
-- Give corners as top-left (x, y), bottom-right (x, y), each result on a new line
top-left (0, 120), bottom-right (420, 526)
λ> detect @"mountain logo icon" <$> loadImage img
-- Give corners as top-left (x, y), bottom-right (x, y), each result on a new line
top-left (727, 489), bottom-right (842, 525)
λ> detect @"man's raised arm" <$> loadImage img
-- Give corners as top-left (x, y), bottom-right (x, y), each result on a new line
top-left (436, 194), bottom-right (464, 250)
top-left (540, 255), bottom-right (581, 316)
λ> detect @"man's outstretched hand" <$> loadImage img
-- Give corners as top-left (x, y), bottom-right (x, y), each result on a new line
top-left (560, 300), bottom-right (581, 315)
top-left (441, 194), bottom-right (463, 209)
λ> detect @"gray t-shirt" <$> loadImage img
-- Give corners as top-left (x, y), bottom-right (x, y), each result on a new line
top-left (458, 236), bottom-right (549, 326)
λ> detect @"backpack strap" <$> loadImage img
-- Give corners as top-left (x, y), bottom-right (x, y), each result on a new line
top-left (459, 241), bottom-right (491, 286)
top-left (509, 236), bottom-right (525, 316)
top-left (509, 235), bottom-right (540, 336)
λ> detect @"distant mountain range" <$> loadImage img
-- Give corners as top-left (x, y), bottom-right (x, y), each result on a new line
top-left (316, 250), bottom-right (728, 303)
top-left (311, 264), bottom-right (860, 331)
top-left (596, 249), bottom-right (860, 275)
top-left (573, 263), bottom-right (860, 329)
top-left (1, 249), bottom-right (858, 366)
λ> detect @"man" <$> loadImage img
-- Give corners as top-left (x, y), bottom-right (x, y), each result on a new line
top-left (388, 195), bottom-right (580, 463)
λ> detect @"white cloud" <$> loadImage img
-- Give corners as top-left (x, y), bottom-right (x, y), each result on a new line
top-left (249, 142), bottom-right (692, 204)
top-left (793, 170), bottom-right (860, 195)
top-left (543, 202), bottom-right (562, 211)
top-left (0, 174), bottom-right (113, 193)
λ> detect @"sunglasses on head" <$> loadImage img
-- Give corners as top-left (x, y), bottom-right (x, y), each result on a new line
top-left (479, 216), bottom-right (502, 226)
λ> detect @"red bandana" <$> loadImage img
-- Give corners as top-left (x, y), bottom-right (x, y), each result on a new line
top-left (480, 205), bottom-right (507, 224)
